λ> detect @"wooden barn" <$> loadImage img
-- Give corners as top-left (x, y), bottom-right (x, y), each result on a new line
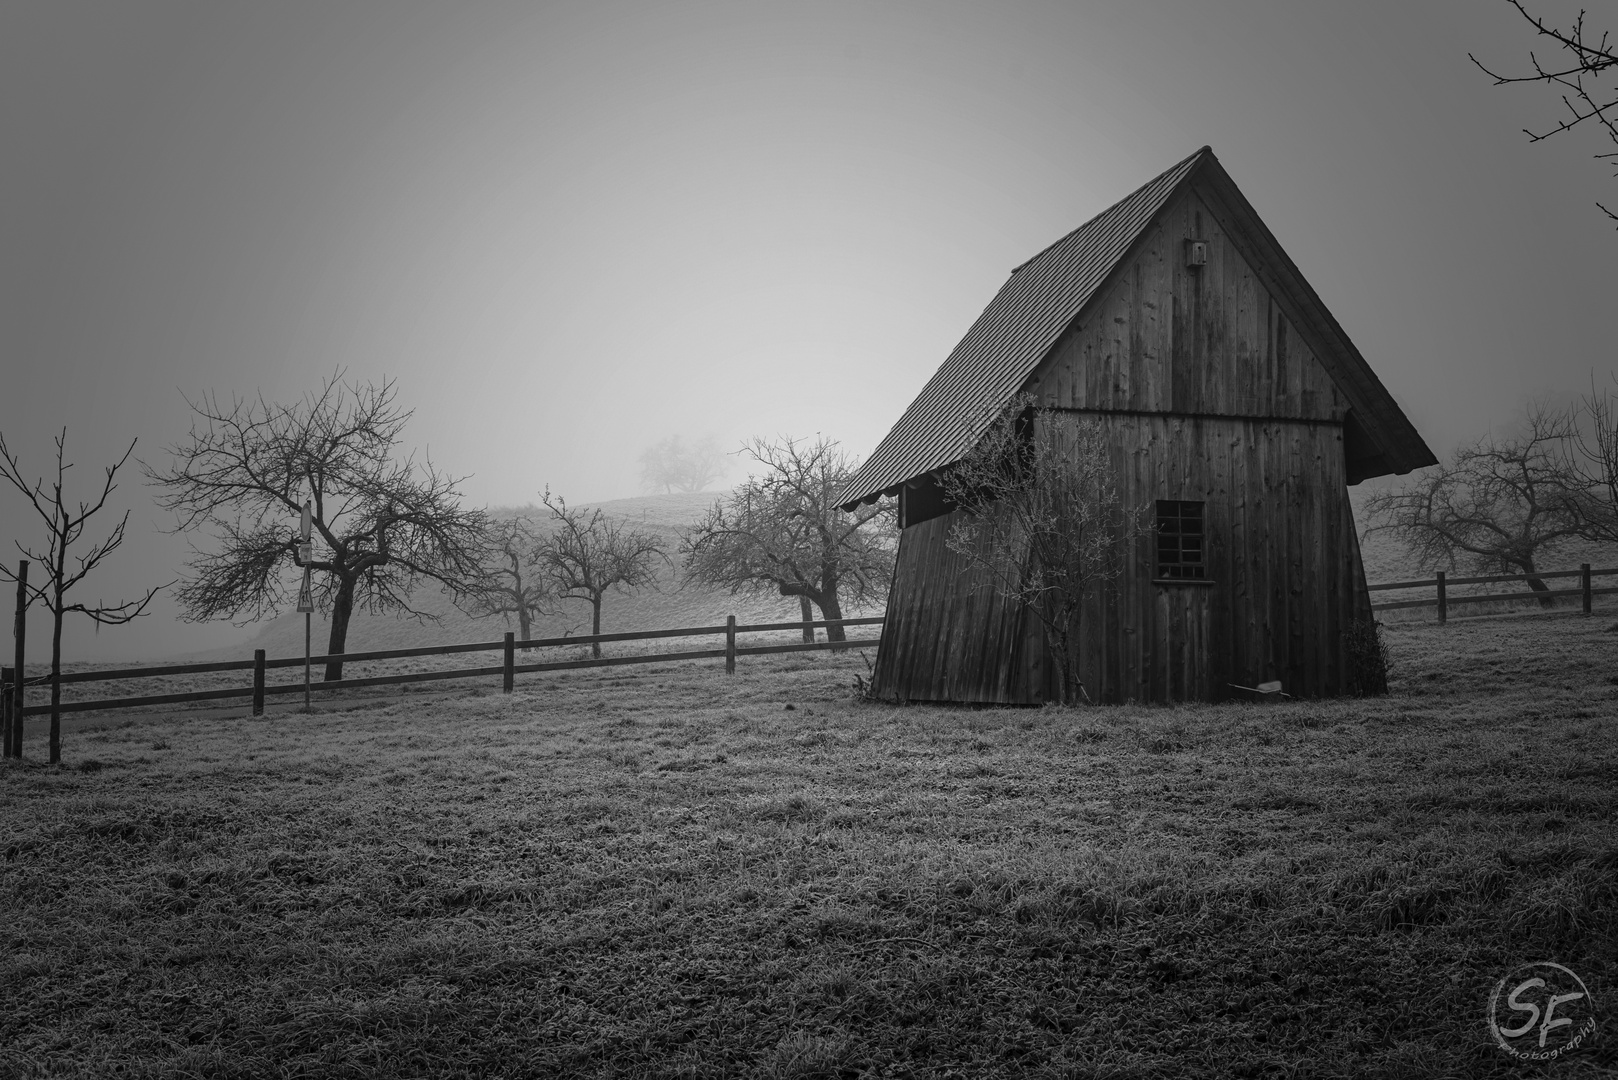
top-left (839, 146), bottom-right (1436, 704)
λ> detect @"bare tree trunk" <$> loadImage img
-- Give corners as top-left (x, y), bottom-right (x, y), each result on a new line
top-left (798, 595), bottom-right (814, 643)
top-left (820, 588), bottom-right (847, 646)
top-left (49, 586), bottom-right (62, 764)
top-left (1047, 622), bottom-right (1070, 705)
top-left (518, 607), bottom-right (531, 652)
top-left (325, 574), bottom-right (357, 680)
top-left (1049, 622), bottom-right (1090, 705)
top-left (1519, 558), bottom-right (1555, 609)
top-left (591, 593), bottom-right (602, 659)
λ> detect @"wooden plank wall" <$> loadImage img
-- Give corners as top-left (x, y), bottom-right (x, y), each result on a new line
top-left (873, 412), bottom-right (1375, 705)
top-left (871, 512), bottom-right (1032, 703)
top-left (1027, 183), bottom-right (1347, 423)
top-left (1065, 410), bottom-right (1367, 703)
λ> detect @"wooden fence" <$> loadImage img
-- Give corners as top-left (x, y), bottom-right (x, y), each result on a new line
top-left (2, 562), bottom-right (1613, 756)
top-left (0, 616), bottom-right (882, 755)
top-left (1369, 563), bottom-right (1618, 622)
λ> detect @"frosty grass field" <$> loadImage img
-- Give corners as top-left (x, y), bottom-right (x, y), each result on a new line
top-left (1, 610), bottom-right (1615, 1077)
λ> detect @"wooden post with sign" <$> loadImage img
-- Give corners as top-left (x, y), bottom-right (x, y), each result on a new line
top-left (1, 666), bottom-right (11, 760)
top-left (298, 499), bottom-right (314, 711)
top-left (12, 560), bottom-right (26, 758)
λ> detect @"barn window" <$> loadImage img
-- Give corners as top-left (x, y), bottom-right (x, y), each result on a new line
top-left (1155, 500), bottom-right (1206, 580)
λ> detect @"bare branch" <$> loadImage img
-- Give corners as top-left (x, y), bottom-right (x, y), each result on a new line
top-left (537, 489), bottom-right (670, 657)
top-left (144, 372), bottom-right (489, 678)
top-left (1472, 2), bottom-right (1618, 227)
top-left (1364, 402), bottom-right (1593, 597)
top-left (1558, 372), bottom-right (1618, 544)
top-left (679, 436), bottom-right (897, 641)
top-left (462, 514), bottom-right (556, 643)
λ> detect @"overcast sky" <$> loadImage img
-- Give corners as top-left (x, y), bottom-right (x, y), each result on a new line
top-left (3, 0), bottom-right (1615, 660)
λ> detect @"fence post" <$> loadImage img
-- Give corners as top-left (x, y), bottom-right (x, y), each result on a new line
top-left (503, 632), bottom-right (514, 694)
top-left (1436, 571), bottom-right (1447, 625)
top-left (1582, 563), bottom-right (1592, 615)
top-left (252, 649), bottom-right (266, 716)
top-left (1, 666), bottom-right (11, 759)
top-left (725, 615), bottom-right (736, 675)
top-left (12, 560), bottom-right (26, 759)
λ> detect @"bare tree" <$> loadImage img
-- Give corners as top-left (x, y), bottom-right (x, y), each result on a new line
top-left (538, 489), bottom-right (668, 657)
top-left (1562, 374), bottom-right (1618, 544)
top-left (1364, 405), bottom-right (1586, 602)
top-left (467, 515), bottom-right (554, 647)
top-left (680, 436), bottom-right (896, 644)
top-left (145, 373), bottom-right (488, 679)
top-left (1472, 2), bottom-right (1618, 227)
top-left (937, 395), bottom-right (1134, 705)
top-left (0, 430), bottom-right (165, 763)
top-left (639, 435), bottom-right (728, 494)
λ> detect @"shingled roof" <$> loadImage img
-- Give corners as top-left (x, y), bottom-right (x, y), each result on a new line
top-left (839, 146), bottom-right (1435, 508)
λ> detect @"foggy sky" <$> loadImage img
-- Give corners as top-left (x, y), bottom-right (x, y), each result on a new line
top-left (4, 0), bottom-right (1615, 660)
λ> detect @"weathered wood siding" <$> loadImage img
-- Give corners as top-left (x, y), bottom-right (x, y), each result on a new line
top-left (873, 413), bottom-right (1376, 705)
top-left (871, 511), bottom-right (1034, 704)
top-left (1027, 182), bottom-right (1348, 423)
top-left (1067, 411), bottom-right (1370, 703)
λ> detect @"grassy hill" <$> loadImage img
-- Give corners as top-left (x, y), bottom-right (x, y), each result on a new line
top-left (188, 492), bottom-right (861, 662)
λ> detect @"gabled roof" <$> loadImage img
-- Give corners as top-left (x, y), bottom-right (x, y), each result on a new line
top-left (839, 146), bottom-right (1436, 508)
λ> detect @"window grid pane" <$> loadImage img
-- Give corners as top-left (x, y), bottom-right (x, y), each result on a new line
top-left (1156, 500), bottom-right (1206, 580)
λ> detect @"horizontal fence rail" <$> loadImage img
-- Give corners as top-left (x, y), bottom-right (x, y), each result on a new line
top-left (0, 616), bottom-right (883, 724)
top-left (1368, 563), bottom-right (1617, 622)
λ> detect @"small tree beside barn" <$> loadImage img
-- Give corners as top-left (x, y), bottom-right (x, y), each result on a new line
top-left (681, 436), bottom-right (895, 643)
top-left (841, 146), bottom-right (1437, 704)
top-left (938, 395), bottom-right (1136, 705)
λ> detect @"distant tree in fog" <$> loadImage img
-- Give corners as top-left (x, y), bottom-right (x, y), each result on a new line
top-left (0, 429), bottom-right (166, 763)
top-left (1563, 375), bottom-right (1618, 545)
top-left (537, 489), bottom-right (669, 657)
top-left (1471, 2), bottom-right (1618, 228)
top-left (680, 436), bottom-right (895, 644)
top-left (467, 515), bottom-right (554, 647)
top-left (639, 435), bottom-right (727, 494)
top-left (1364, 404), bottom-right (1586, 603)
top-left (145, 373), bottom-right (488, 680)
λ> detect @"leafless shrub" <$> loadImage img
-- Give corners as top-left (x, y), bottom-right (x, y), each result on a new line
top-left (1343, 618), bottom-right (1391, 697)
top-left (939, 394), bottom-right (1137, 704)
